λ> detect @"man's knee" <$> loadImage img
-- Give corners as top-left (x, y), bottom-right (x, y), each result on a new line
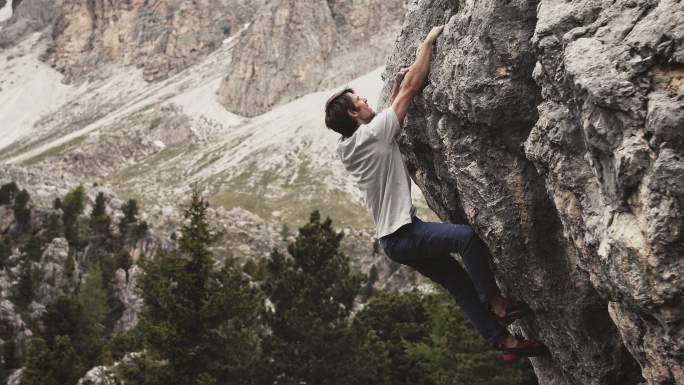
top-left (457, 225), bottom-right (478, 252)
top-left (461, 225), bottom-right (475, 239)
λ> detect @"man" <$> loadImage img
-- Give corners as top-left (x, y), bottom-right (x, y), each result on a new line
top-left (324, 25), bottom-right (547, 362)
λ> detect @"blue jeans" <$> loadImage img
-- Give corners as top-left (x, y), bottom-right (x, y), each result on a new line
top-left (379, 216), bottom-right (506, 346)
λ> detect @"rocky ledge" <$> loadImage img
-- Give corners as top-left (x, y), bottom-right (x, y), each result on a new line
top-left (382, 0), bottom-right (683, 384)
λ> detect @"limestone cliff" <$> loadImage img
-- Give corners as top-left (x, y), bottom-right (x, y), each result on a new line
top-left (382, 0), bottom-right (683, 384)
top-left (216, 0), bottom-right (406, 117)
top-left (45, 0), bottom-right (263, 82)
top-left (0, 0), bottom-right (62, 48)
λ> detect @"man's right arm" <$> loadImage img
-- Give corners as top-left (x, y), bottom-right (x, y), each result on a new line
top-left (391, 25), bottom-right (444, 125)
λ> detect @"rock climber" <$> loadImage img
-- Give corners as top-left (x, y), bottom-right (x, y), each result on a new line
top-left (324, 25), bottom-right (547, 362)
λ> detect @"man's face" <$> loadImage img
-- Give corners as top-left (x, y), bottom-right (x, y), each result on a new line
top-left (346, 92), bottom-right (375, 124)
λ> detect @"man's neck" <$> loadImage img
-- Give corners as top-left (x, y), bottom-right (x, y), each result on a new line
top-left (356, 112), bottom-right (376, 127)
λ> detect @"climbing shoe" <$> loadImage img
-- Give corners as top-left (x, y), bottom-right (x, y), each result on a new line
top-left (497, 337), bottom-right (548, 363)
top-left (493, 298), bottom-right (532, 326)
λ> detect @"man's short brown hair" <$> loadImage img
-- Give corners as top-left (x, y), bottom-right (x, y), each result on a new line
top-left (325, 88), bottom-right (358, 138)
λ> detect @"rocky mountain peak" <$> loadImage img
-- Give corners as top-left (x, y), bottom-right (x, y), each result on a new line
top-left (216, 0), bottom-right (407, 117)
top-left (44, 0), bottom-right (264, 82)
top-left (0, 0), bottom-right (62, 47)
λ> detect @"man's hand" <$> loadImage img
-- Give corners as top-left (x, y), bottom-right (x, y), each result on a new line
top-left (390, 67), bottom-right (410, 104)
top-left (394, 67), bottom-right (410, 85)
top-left (425, 25), bottom-right (444, 44)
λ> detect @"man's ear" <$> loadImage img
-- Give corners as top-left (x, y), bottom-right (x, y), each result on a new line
top-left (347, 109), bottom-right (358, 120)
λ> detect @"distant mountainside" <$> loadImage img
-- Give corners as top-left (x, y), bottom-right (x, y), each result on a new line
top-left (0, 32), bottom-right (435, 231)
top-left (45, 0), bottom-right (266, 83)
top-left (216, 0), bottom-right (406, 116)
top-left (0, 0), bottom-right (434, 230)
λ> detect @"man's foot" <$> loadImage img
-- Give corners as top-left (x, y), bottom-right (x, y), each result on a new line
top-left (496, 335), bottom-right (548, 363)
top-left (491, 298), bottom-right (532, 326)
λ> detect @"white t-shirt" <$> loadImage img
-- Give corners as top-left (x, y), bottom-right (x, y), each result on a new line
top-left (336, 107), bottom-right (416, 238)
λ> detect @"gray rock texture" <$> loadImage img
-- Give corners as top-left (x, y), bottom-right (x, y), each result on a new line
top-left (7, 368), bottom-right (23, 385)
top-left (216, 0), bottom-right (406, 117)
top-left (381, 0), bottom-right (683, 384)
top-left (0, 0), bottom-right (62, 48)
top-left (76, 366), bottom-right (120, 385)
top-left (112, 264), bottom-right (143, 335)
top-left (35, 237), bottom-right (79, 304)
top-left (45, 0), bottom-right (263, 83)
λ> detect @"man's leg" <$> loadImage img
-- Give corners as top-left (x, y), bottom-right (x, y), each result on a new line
top-left (393, 217), bottom-right (502, 303)
top-left (405, 255), bottom-right (506, 346)
top-left (381, 218), bottom-right (506, 346)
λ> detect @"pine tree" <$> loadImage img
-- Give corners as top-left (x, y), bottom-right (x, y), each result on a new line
top-left (134, 220), bottom-right (149, 241)
top-left (279, 223), bottom-right (290, 240)
top-left (135, 186), bottom-right (264, 385)
top-left (0, 182), bottom-right (18, 206)
top-left (360, 264), bottom-right (380, 300)
top-left (2, 338), bottom-right (19, 374)
top-left (20, 338), bottom-right (57, 385)
top-left (64, 254), bottom-right (76, 286)
top-left (61, 186), bottom-right (86, 247)
top-left (115, 249), bottom-right (132, 272)
top-left (22, 234), bottom-right (43, 263)
top-left (90, 192), bottom-right (112, 240)
top-left (12, 189), bottom-right (31, 230)
top-left (77, 264), bottom-right (110, 332)
top-left (353, 291), bottom-right (434, 385)
top-left (41, 296), bottom-right (103, 373)
top-left (12, 260), bottom-right (36, 310)
top-left (21, 297), bottom-right (103, 385)
top-left (0, 237), bottom-right (11, 270)
top-left (98, 253), bottom-right (125, 331)
top-left (44, 213), bottom-right (62, 241)
top-left (404, 291), bottom-right (538, 385)
top-left (105, 326), bottom-right (143, 362)
top-left (118, 199), bottom-right (139, 241)
top-left (261, 211), bottom-right (388, 385)
top-left (50, 335), bottom-right (84, 385)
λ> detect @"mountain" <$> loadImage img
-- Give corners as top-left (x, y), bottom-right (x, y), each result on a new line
top-left (45, 0), bottom-right (265, 83)
top-left (0, 0), bottom-right (427, 231)
top-left (216, 0), bottom-right (406, 116)
top-left (0, 29), bottom-right (435, 230)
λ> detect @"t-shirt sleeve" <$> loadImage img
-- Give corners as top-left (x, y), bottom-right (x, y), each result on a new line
top-left (370, 108), bottom-right (401, 143)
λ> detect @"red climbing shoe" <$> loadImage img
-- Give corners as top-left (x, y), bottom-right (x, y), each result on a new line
top-left (497, 337), bottom-right (548, 363)
top-left (493, 298), bottom-right (532, 326)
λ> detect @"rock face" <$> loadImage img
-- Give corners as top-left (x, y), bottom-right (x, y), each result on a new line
top-left (7, 368), bottom-right (23, 385)
top-left (382, 0), bottom-right (683, 384)
top-left (35, 237), bottom-right (79, 304)
top-left (216, 0), bottom-right (406, 117)
top-left (0, 0), bottom-right (62, 48)
top-left (112, 264), bottom-right (143, 335)
top-left (45, 0), bottom-right (263, 82)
